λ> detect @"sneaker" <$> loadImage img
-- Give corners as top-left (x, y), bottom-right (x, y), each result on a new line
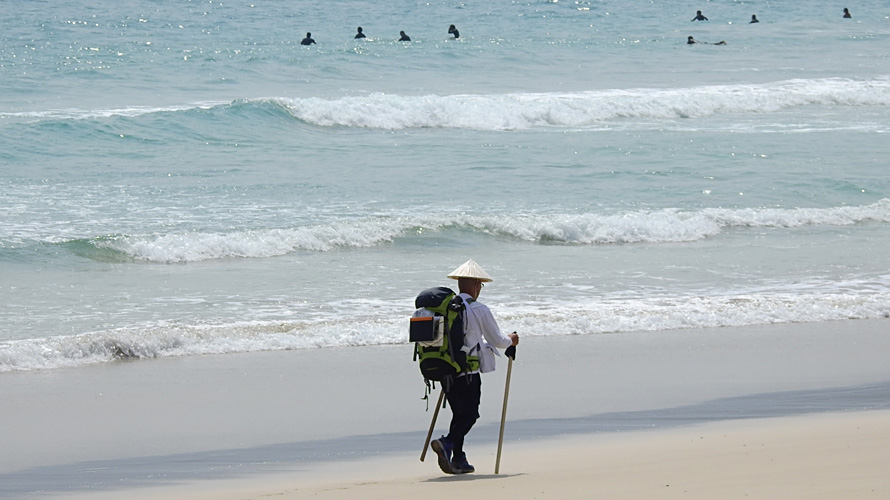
top-left (451, 452), bottom-right (475, 474)
top-left (430, 437), bottom-right (455, 474)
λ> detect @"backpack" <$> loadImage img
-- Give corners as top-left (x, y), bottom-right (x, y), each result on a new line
top-left (410, 287), bottom-right (480, 391)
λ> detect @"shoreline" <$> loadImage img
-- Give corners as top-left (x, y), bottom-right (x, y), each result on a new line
top-left (1, 319), bottom-right (889, 498)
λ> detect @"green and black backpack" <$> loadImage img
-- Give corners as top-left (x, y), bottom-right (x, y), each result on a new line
top-left (410, 287), bottom-right (480, 390)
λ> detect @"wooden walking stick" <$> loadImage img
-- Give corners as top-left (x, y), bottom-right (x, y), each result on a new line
top-left (495, 344), bottom-right (517, 474)
top-left (420, 389), bottom-right (446, 461)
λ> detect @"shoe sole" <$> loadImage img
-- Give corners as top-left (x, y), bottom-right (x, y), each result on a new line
top-left (430, 440), bottom-right (456, 475)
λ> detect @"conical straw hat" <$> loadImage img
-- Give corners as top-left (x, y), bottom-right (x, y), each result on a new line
top-left (447, 259), bottom-right (493, 282)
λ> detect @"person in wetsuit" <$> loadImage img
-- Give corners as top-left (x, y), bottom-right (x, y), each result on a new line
top-left (687, 35), bottom-right (725, 45)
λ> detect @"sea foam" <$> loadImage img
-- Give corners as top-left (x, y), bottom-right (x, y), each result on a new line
top-left (2, 285), bottom-right (888, 373)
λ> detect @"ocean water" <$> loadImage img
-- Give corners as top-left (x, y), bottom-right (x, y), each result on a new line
top-left (2, 0), bottom-right (889, 373)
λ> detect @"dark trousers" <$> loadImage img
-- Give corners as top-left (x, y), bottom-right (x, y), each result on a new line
top-left (444, 374), bottom-right (481, 453)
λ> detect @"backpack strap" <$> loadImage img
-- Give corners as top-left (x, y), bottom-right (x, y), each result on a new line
top-left (458, 296), bottom-right (483, 355)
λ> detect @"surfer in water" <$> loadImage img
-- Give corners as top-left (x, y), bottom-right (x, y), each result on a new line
top-left (301, 32), bottom-right (316, 45)
top-left (354, 27), bottom-right (366, 39)
top-left (448, 24), bottom-right (460, 38)
top-left (687, 36), bottom-right (726, 45)
top-left (691, 10), bottom-right (708, 21)
top-left (399, 30), bottom-right (411, 41)
top-left (843, 8), bottom-right (852, 18)
top-left (750, 15), bottom-right (759, 23)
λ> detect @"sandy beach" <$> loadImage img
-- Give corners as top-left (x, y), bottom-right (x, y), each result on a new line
top-left (5, 2), bottom-right (890, 499)
top-left (2, 319), bottom-right (889, 499)
top-left (123, 410), bottom-right (890, 500)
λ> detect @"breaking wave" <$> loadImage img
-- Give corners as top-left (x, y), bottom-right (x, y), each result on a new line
top-left (4, 76), bottom-right (889, 132)
top-left (275, 76), bottom-right (890, 130)
top-left (61, 199), bottom-right (890, 263)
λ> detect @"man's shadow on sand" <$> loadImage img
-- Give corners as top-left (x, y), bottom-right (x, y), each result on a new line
top-left (426, 472), bottom-right (525, 482)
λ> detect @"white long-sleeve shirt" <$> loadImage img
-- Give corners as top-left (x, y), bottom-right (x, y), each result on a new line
top-left (457, 292), bottom-right (513, 374)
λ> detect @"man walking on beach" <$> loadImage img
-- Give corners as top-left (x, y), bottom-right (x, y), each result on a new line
top-left (430, 259), bottom-right (519, 474)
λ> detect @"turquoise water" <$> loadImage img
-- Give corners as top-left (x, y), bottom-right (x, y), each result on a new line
top-left (2, 0), bottom-right (889, 371)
